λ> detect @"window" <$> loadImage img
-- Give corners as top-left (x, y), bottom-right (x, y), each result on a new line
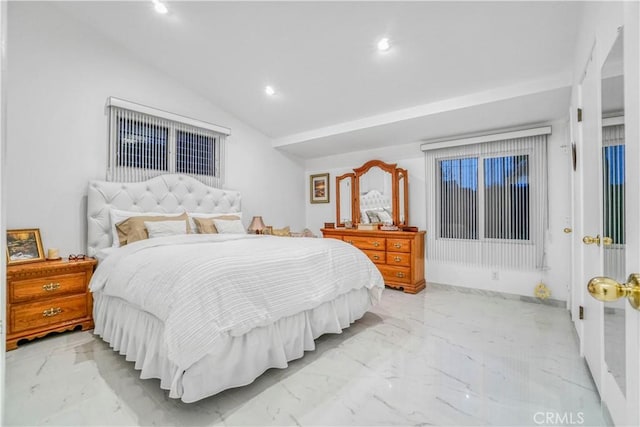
top-left (423, 129), bottom-right (548, 270)
top-left (107, 97), bottom-right (230, 187)
top-left (438, 154), bottom-right (530, 241)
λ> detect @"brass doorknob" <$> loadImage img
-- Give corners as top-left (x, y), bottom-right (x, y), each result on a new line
top-left (582, 235), bottom-right (613, 246)
top-left (587, 274), bottom-right (640, 310)
top-left (583, 235), bottom-right (601, 246)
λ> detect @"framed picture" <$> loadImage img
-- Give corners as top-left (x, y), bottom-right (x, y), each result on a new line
top-left (6, 228), bottom-right (45, 265)
top-left (310, 173), bottom-right (330, 204)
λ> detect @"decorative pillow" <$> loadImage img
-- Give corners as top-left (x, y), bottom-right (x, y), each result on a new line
top-left (144, 220), bottom-right (188, 239)
top-left (272, 226), bottom-right (291, 237)
top-left (188, 211), bottom-right (243, 233)
top-left (116, 213), bottom-right (191, 246)
top-left (110, 209), bottom-right (185, 247)
top-left (366, 210), bottom-right (381, 223)
top-left (360, 210), bottom-right (370, 224)
top-left (376, 209), bottom-right (393, 224)
top-left (193, 215), bottom-right (241, 234)
top-left (212, 218), bottom-right (246, 234)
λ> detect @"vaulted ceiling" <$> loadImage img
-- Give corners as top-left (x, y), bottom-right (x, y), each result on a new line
top-left (54, 1), bottom-right (583, 158)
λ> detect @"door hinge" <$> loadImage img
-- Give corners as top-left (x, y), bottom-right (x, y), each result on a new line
top-left (579, 305), bottom-right (584, 320)
top-left (577, 108), bottom-right (583, 122)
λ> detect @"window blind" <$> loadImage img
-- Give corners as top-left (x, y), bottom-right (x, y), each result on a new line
top-left (424, 132), bottom-right (548, 270)
top-left (106, 98), bottom-right (229, 188)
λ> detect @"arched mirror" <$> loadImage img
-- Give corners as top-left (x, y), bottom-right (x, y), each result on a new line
top-left (355, 160), bottom-right (395, 225)
top-left (336, 160), bottom-right (409, 227)
top-left (336, 173), bottom-right (355, 227)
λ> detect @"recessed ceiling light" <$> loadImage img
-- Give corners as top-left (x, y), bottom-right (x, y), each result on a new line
top-left (265, 85), bottom-right (275, 96)
top-left (152, 0), bottom-right (168, 15)
top-left (377, 37), bottom-right (390, 52)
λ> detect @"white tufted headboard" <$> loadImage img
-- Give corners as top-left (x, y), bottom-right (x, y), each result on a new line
top-left (359, 189), bottom-right (391, 212)
top-left (87, 174), bottom-right (241, 256)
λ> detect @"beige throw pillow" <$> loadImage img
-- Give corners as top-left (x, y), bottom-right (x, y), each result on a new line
top-left (272, 226), bottom-right (291, 237)
top-left (116, 212), bottom-right (191, 246)
top-left (193, 215), bottom-right (241, 234)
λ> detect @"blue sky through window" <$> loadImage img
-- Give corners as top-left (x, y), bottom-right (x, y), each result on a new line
top-left (604, 145), bottom-right (625, 185)
top-left (440, 158), bottom-right (478, 190)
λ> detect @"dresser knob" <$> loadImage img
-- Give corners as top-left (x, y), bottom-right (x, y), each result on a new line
top-left (42, 282), bottom-right (61, 292)
top-left (394, 257), bottom-right (401, 262)
top-left (373, 255), bottom-right (380, 260)
top-left (42, 307), bottom-right (63, 317)
top-left (373, 242), bottom-right (380, 247)
top-left (394, 243), bottom-right (402, 249)
top-left (396, 272), bottom-right (405, 278)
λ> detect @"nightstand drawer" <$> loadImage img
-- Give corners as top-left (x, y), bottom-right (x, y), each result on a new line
top-left (9, 272), bottom-right (86, 303)
top-left (345, 236), bottom-right (385, 250)
top-left (386, 239), bottom-right (411, 253)
top-left (362, 249), bottom-right (385, 264)
top-left (10, 294), bottom-right (88, 334)
top-left (386, 252), bottom-right (411, 266)
top-left (379, 265), bottom-right (412, 284)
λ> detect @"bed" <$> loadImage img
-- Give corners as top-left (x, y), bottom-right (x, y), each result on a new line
top-left (86, 174), bottom-right (384, 402)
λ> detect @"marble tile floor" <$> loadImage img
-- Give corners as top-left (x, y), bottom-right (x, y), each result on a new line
top-left (4, 285), bottom-right (607, 426)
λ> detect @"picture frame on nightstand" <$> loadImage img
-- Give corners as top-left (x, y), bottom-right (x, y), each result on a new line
top-left (6, 228), bottom-right (45, 265)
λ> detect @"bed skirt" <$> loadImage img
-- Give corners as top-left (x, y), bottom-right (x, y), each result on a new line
top-left (93, 288), bottom-right (373, 402)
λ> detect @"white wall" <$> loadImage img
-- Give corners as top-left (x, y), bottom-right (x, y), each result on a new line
top-left (5, 2), bottom-right (305, 255)
top-left (305, 120), bottom-right (573, 301)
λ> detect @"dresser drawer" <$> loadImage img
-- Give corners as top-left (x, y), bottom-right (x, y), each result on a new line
top-left (386, 239), bottom-right (411, 253)
top-left (363, 249), bottom-right (385, 264)
top-left (386, 252), bottom-right (411, 267)
top-left (9, 272), bottom-right (86, 303)
top-left (10, 294), bottom-right (88, 334)
top-left (345, 236), bottom-right (385, 250)
top-left (379, 265), bottom-right (412, 284)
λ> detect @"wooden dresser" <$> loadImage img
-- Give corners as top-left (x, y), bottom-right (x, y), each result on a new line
top-left (321, 228), bottom-right (426, 294)
top-left (6, 258), bottom-right (97, 350)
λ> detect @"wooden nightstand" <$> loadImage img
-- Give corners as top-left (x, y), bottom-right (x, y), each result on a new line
top-left (6, 258), bottom-right (97, 350)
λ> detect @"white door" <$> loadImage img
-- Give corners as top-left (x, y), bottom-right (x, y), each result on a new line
top-left (580, 20), bottom-right (640, 426)
top-left (578, 49), bottom-right (605, 395)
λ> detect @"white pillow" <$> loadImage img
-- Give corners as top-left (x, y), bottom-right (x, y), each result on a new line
top-left (212, 218), bottom-right (246, 234)
top-left (144, 220), bottom-right (188, 239)
top-left (110, 208), bottom-right (184, 247)
top-left (360, 210), bottom-right (370, 224)
top-left (187, 211), bottom-right (243, 233)
top-left (376, 209), bottom-right (393, 224)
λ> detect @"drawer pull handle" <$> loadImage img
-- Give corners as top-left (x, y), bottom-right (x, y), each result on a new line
top-left (373, 242), bottom-right (380, 247)
top-left (43, 307), bottom-right (63, 317)
top-left (396, 272), bottom-right (405, 278)
top-left (394, 256), bottom-right (402, 262)
top-left (42, 282), bottom-right (61, 292)
top-left (373, 255), bottom-right (380, 260)
top-left (394, 243), bottom-right (402, 249)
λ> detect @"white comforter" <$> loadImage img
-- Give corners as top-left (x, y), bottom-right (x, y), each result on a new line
top-left (90, 234), bottom-right (384, 371)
